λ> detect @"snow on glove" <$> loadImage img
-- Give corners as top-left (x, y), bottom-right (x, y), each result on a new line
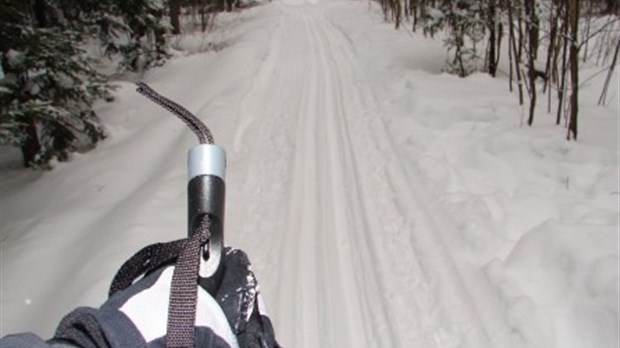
top-left (215, 248), bottom-right (280, 348)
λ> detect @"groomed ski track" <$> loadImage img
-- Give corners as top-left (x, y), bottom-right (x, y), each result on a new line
top-left (229, 2), bottom-right (496, 347)
top-left (0, 0), bottom-right (516, 346)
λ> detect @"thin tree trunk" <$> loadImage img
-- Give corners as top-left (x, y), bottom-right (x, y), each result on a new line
top-left (508, 0), bottom-right (524, 104)
top-left (20, 0), bottom-right (48, 167)
top-left (517, 3), bottom-right (524, 62)
top-left (567, 0), bottom-right (580, 140)
top-left (509, 22), bottom-right (514, 91)
top-left (404, 0), bottom-right (410, 22)
top-left (543, 0), bottom-right (558, 95)
top-left (21, 119), bottom-right (41, 167)
top-left (557, 7), bottom-right (569, 125)
top-left (599, 39), bottom-right (619, 105)
top-left (496, 21), bottom-right (503, 71)
top-left (530, 0), bottom-right (540, 59)
top-left (394, 0), bottom-right (402, 29)
top-left (200, 4), bottom-right (208, 33)
top-left (412, 0), bottom-right (418, 32)
top-left (525, 0), bottom-right (537, 125)
top-left (582, 0), bottom-right (593, 63)
top-left (487, 0), bottom-right (498, 77)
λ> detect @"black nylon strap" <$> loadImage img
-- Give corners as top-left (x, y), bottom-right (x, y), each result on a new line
top-left (166, 215), bottom-right (212, 348)
top-left (109, 239), bottom-right (186, 297)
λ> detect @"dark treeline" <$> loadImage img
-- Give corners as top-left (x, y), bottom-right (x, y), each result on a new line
top-left (375, 0), bottom-right (619, 141)
top-left (0, 0), bottom-right (245, 168)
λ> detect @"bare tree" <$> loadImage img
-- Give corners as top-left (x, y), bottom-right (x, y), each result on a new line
top-left (599, 39), bottom-right (619, 105)
top-left (378, 0), bottom-right (616, 141)
top-left (508, 0), bottom-right (525, 104)
top-left (524, 0), bottom-right (539, 126)
top-left (557, 1), bottom-right (570, 125)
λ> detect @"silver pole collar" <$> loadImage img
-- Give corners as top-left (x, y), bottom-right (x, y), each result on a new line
top-left (188, 144), bottom-right (226, 181)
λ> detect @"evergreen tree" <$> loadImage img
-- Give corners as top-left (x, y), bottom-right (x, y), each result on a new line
top-left (0, 0), bottom-right (209, 167)
top-left (115, 0), bottom-right (170, 72)
top-left (42, 0), bottom-right (171, 73)
top-left (423, 0), bottom-right (486, 77)
top-left (0, 0), bottom-right (109, 167)
top-left (45, 0), bottom-right (128, 60)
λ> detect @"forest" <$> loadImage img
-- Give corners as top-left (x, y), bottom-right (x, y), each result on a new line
top-left (376, 0), bottom-right (619, 140)
top-left (0, 0), bottom-right (618, 168)
top-left (0, 1), bottom-right (618, 346)
top-left (0, 0), bottom-right (241, 168)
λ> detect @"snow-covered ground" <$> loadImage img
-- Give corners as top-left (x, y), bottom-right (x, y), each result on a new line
top-left (1, 1), bottom-right (618, 347)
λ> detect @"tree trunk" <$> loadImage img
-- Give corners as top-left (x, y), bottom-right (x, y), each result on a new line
top-left (169, 0), bottom-right (181, 35)
top-left (605, 0), bottom-right (618, 15)
top-left (508, 0), bottom-right (524, 104)
top-left (567, 0), bottom-right (580, 140)
top-left (152, 8), bottom-right (166, 60)
top-left (530, 1), bottom-right (540, 59)
top-left (557, 15), bottom-right (569, 125)
top-left (412, 0), bottom-right (418, 32)
top-left (21, 119), bottom-right (41, 167)
top-left (582, 0), bottom-right (594, 63)
top-left (543, 0), bottom-right (558, 95)
top-left (496, 21), bottom-right (503, 71)
top-left (32, 0), bottom-right (48, 27)
top-left (525, 0), bottom-right (537, 126)
top-left (20, 0), bottom-right (47, 167)
top-left (599, 39), bottom-right (619, 105)
top-left (393, 0), bottom-right (402, 29)
top-left (487, 0), bottom-right (498, 77)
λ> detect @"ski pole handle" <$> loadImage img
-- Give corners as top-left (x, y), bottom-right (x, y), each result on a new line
top-left (188, 144), bottom-right (226, 295)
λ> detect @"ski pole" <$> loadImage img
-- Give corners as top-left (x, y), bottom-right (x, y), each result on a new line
top-left (136, 82), bottom-right (226, 296)
top-left (188, 144), bottom-right (226, 294)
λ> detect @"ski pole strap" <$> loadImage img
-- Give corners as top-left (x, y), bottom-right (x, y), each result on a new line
top-left (108, 216), bottom-right (213, 348)
top-left (109, 239), bottom-right (186, 297)
top-left (132, 83), bottom-right (225, 347)
top-left (166, 215), bottom-right (212, 348)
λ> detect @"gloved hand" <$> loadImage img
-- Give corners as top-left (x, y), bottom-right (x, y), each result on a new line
top-left (215, 248), bottom-right (279, 348)
top-left (49, 247), bottom-right (279, 348)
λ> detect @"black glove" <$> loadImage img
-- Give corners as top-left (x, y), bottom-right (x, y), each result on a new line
top-left (215, 248), bottom-right (280, 348)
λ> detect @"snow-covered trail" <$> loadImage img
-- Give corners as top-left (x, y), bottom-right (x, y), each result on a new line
top-left (0, 1), bottom-right (533, 347)
top-left (227, 3), bottom-right (495, 347)
top-left (2, 0), bottom-right (617, 347)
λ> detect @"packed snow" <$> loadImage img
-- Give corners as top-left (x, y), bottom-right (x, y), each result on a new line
top-left (1, 1), bottom-right (618, 347)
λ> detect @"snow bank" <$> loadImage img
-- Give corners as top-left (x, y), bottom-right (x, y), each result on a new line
top-left (487, 222), bottom-right (618, 348)
top-left (328, 1), bottom-right (618, 347)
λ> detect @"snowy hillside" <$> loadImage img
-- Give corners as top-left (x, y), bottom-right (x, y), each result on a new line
top-left (1, 1), bottom-right (618, 347)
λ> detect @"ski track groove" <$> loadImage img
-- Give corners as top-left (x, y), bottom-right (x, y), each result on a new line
top-left (316, 12), bottom-right (435, 347)
top-left (229, 3), bottom-right (501, 347)
top-left (325, 11), bottom-right (496, 347)
top-left (318, 9), bottom-right (495, 348)
top-left (314, 13), bottom-right (398, 347)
